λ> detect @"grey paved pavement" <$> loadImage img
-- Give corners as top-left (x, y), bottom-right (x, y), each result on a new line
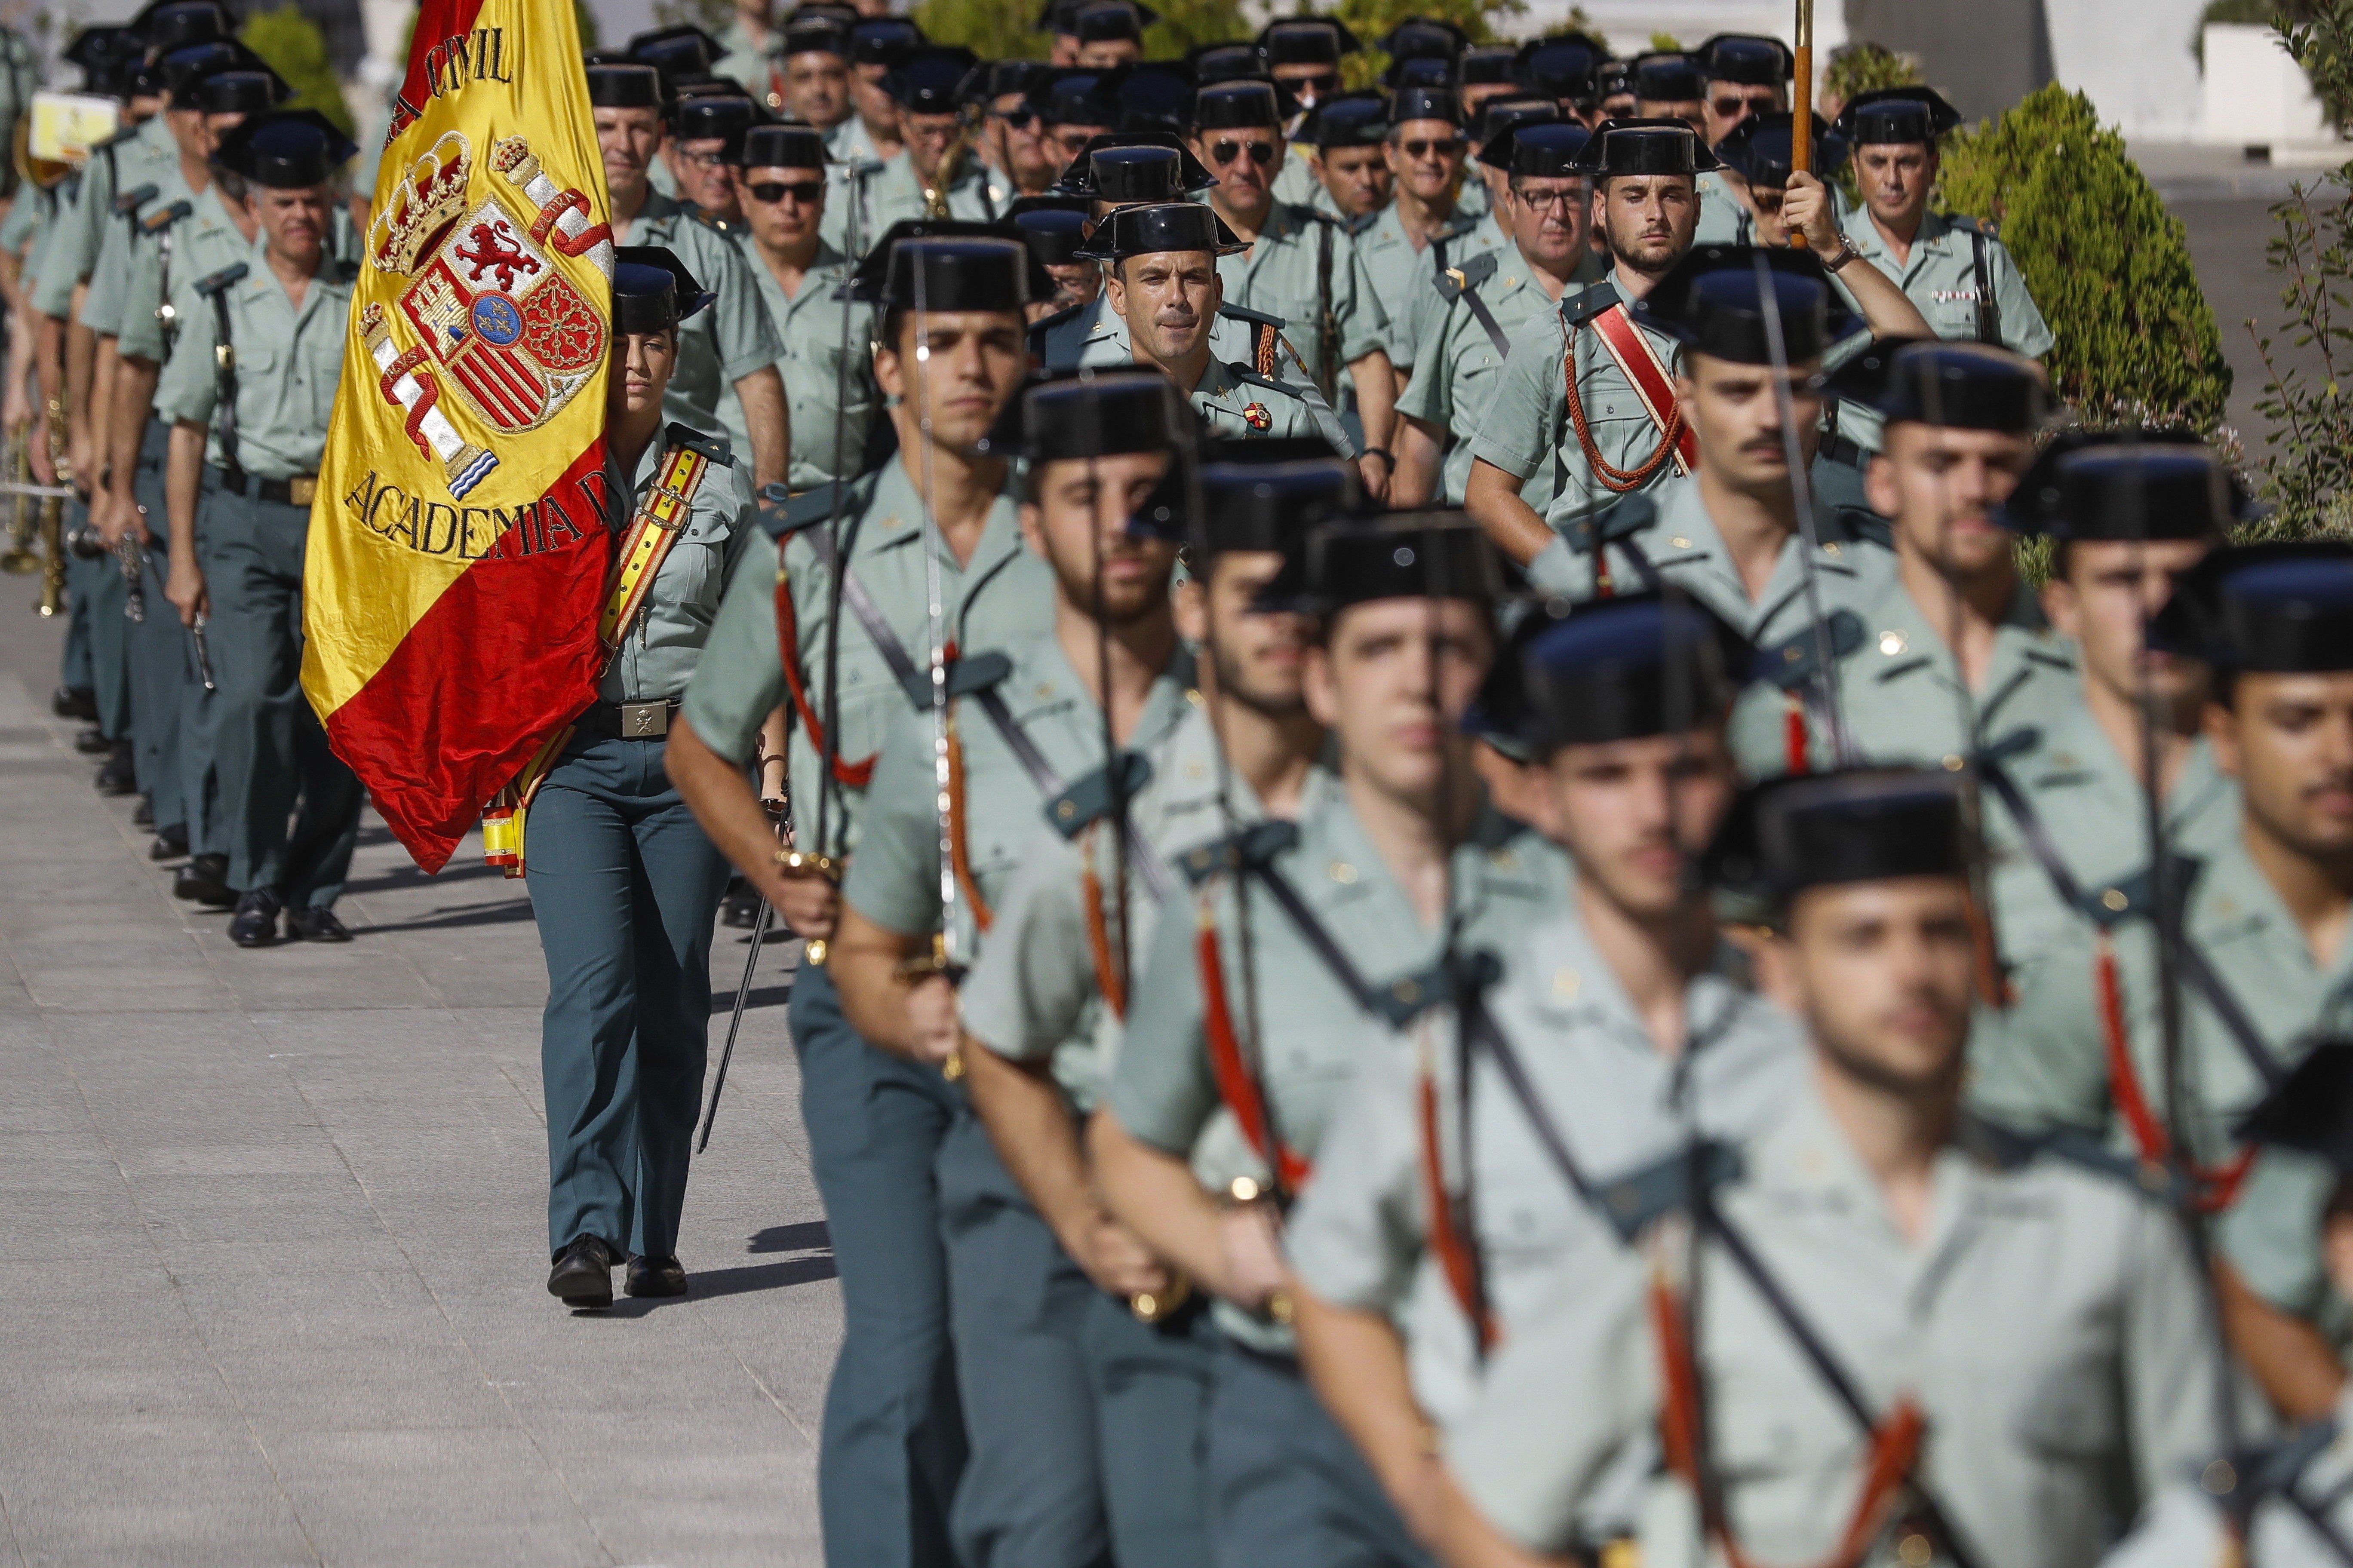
top-left (0, 598), bottom-right (835, 1566)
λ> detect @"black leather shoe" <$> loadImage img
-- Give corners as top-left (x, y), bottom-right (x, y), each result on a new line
top-left (53, 686), bottom-right (96, 721)
top-left (73, 725), bottom-right (109, 755)
top-left (228, 888), bottom-right (282, 947)
top-left (720, 884), bottom-right (761, 929)
top-left (286, 905), bottom-right (352, 942)
top-left (149, 824), bottom-right (189, 861)
top-left (174, 853), bottom-right (235, 907)
top-left (95, 742), bottom-right (137, 796)
top-left (132, 793), bottom-right (154, 828)
top-left (548, 1236), bottom-right (618, 1307)
top-left (625, 1255), bottom-right (688, 1298)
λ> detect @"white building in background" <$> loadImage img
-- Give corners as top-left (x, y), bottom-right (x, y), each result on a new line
top-left (1523, 0), bottom-right (1846, 58)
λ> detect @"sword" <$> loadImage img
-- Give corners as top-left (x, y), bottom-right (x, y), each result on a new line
top-left (191, 612), bottom-right (216, 692)
top-left (115, 527), bottom-right (144, 623)
top-left (699, 798), bottom-right (789, 1152)
top-left (0, 480), bottom-right (80, 498)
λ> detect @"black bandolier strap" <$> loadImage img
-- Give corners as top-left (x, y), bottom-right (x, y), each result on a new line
top-left (1436, 249), bottom-right (1511, 357)
top-left (141, 199), bottom-right (193, 349)
top-left (194, 263), bottom-right (250, 488)
top-left (1314, 213), bottom-right (1338, 399)
top-left (1969, 230), bottom-right (2003, 347)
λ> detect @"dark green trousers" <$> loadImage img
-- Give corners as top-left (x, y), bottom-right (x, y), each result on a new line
top-left (76, 498), bottom-right (132, 741)
top-left (126, 421), bottom-right (190, 830)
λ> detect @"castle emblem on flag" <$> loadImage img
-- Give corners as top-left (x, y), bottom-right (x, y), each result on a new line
top-left (362, 132), bottom-right (616, 498)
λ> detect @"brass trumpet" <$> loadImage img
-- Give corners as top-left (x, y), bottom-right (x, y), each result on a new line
top-left (921, 112), bottom-right (979, 219)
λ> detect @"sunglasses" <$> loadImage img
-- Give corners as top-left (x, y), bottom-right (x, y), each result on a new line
top-left (1395, 136), bottom-right (1465, 160)
top-left (1284, 71), bottom-right (1339, 95)
top-left (1711, 94), bottom-right (1776, 117)
top-left (1209, 138), bottom-right (1277, 168)
top-left (991, 105), bottom-right (1038, 129)
top-left (747, 179), bottom-right (825, 205)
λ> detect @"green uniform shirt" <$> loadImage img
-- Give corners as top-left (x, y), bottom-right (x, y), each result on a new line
top-left (843, 633), bottom-right (1197, 970)
top-left (1524, 476), bottom-right (1895, 648)
top-left (1287, 914), bottom-right (1803, 1426)
top-left (1271, 147), bottom-right (1319, 211)
top-left (79, 131), bottom-right (199, 340)
top-left (1106, 792), bottom-right (1572, 1353)
top-left (599, 427), bottom-right (757, 706)
top-left (1352, 203), bottom-right (1482, 373)
top-left (1831, 208), bottom-right (2054, 454)
top-left (616, 190), bottom-right (784, 466)
top-left (1031, 295), bottom-right (1272, 374)
top-left (1216, 200), bottom-right (1388, 396)
top-left (741, 240), bottom-right (876, 493)
top-left (153, 240), bottom-right (352, 479)
top-left (0, 179), bottom-right (52, 262)
top-left (33, 118), bottom-right (169, 320)
top-left (1190, 355), bottom-right (1345, 448)
top-left (1395, 244), bottom-right (1571, 506)
top-left (1977, 834), bottom-right (2353, 1323)
top-left (1447, 1080), bottom-right (2233, 1565)
top-left (715, 18), bottom-right (783, 101)
top-left (820, 146), bottom-right (982, 256)
top-left (115, 184), bottom-right (247, 367)
top-left (678, 458), bottom-right (1051, 859)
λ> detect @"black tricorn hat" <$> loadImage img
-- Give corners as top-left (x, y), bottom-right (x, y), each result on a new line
top-left (128, 58), bottom-right (170, 98)
top-left (965, 59), bottom-right (1052, 103)
top-left (1834, 86), bottom-right (1963, 147)
top-left (2235, 1040), bottom-right (2353, 1176)
top-left (1007, 192), bottom-right (1096, 220)
top-left (1011, 206), bottom-right (1091, 264)
top-left (1040, 0), bottom-right (1158, 34)
top-left (849, 221), bottom-right (1051, 310)
top-left (668, 92), bottom-right (764, 151)
top-left (1075, 1), bottom-right (1145, 43)
top-left (1476, 120), bottom-right (1591, 177)
top-left (587, 63), bottom-right (666, 109)
top-left (1390, 85), bottom-right (1460, 127)
top-left (1194, 79), bottom-right (1282, 132)
top-left (849, 17), bottom-right (925, 67)
top-left (1035, 68), bottom-right (1119, 128)
top-left (1705, 769), bottom-right (1971, 908)
top-left (977, 366), bottom-right (1185, 462)
top-left (1304, 511), bottom-right (1501, 615)
top-left (160, 39), bottom-right (272, 107)
top-left (211, 108), bottom-right (355, 188)
top-left (1188, 41), bottom-right (1265, 87)
top-left (1109, 62), bottom-right (1198, 134)
top-left (1999, 430), bottom-right (2254, 541)
top-left (1060, 137), bottom-right (1217, 200)
top-left (1573, 117), bottom-right (1721, 176)
top-left (1514, 34), bottom-right (1606, 101)
top-left (1633, 244), bottom-right (1858, 365)
top-left (1076, 199), bottom-right (1243, 261)
top-left (131, 0), bottom-right (234, 52)
top-left (629, 23), bottom-right (728, 80)
top-left (1257, 16), bottom-right (1360, 66)
top-left (735, 123), bottom-right (831, 170)
top-left (613, 245), bottom-right (717, 334)
top-left (1386, 55), bottom-right (1454, 90)
top-left (2150, 543), bottom-right (2353, 674)
top-left (780, 14), bottom-right (851, 57)
top-left (1631, 52), bottom-right (1705, 103)
top-left (1596, 58), bottom-right (1635, 101)
top-left (1499, 592), bottom-right (1751, 754)
top-left (1696, 33), bottom-right (1794, 86)
top-left (1382, 17), bottom-right (1466, 62)
top-left (1459, 44), bottom-right (1517, 86)
top-left (1478, 95), bottom-right (1562, 143)
top-left (1303, 91), bottom-right (1389, 148)
top-left (65, 26), bottom-right (141, 94)
top-left (887, 46), bottom-right (980, 114)
top-left (196, 68), bottom-right (287, 115)
top-left (1200, 437), bottom-right (1355, 559)
top-left (1825, 338), bottom-right (2049, 434)
top-left (1712, 110), bottom-right (1846, 189)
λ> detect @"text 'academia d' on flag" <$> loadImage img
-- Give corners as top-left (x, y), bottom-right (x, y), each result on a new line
top-left (300, 0), bottom-right (615, 873)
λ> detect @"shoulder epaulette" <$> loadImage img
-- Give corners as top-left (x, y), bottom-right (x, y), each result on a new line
top-left (1026, 301), bottom-right (1083, 356)
top-left (1434, 249), bottom-right (1499, 303)
top-left (1939, 211), bottom-right (1994, 238)
top-left (111, 181), bottom-right (158, 217)
top-left (1178, 819), bottom-right (1300, 884)
top-left (1978, 725), bottom-right (2041, 767)
top-left (1562, 278), bottom-right (1623, 327)
top-left (1751, 610), bottom-right (1867, 692)
top-left (1563, 492), bottom-right (1658, 554)
top-left (666, 422), bottom-right (733, 467)
top-left (1960, 1115), bottom-right (2172, 1194)
top-left (1592, 1140), bottom-right (1742, 1242)
top-left (192, 262), bottom-right (248, 298)
top-left (1344, 210), bottom-right (1378, 238)
top-left (899, 647), bottom-right (1011, 710)
top-left (1216, 301), bottom-right (1286, 331)
top-left (763, 473), bottom-right (876, 541)
top-left (1227, 365), bottom-right (1297, 394)
top-left (1827, 504), bottom-right (1892, 550)
top-left (2079, 853), bottom-right (2206, 930)
top-left (1042, 752), bottom-right (1155, 841)
top-left (138, 199), bottom-right (192, 236)
top-left (687, 206), bottom-right (734, 233)
top-left (92, 124), bottom-right (141, 152)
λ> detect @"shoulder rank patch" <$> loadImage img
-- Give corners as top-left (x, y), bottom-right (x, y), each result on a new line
top-left (1753, 610), bottom-right (1867, 691)
top-left (111, 181), bottom-right (159, 217)
top-left (1940, 211), bottom-right (1993, 238)
top-left (2078, 853), bottom-right (2206, 930)
top-left (1435, 249), bottom-right (1499, 303)
top-left (897, 647), bottom-right (1011, 711)
top-left (1027, 301), bottom-right (1084, 352)
top-left (92, 124), bottom-right (141, 152)
top-left (1180, 820), bottom-right (1301, 884)
top-left (666, 422), bottom-right (734, 467)
top-left (192, 262), bottom-right (249, 299)
top-left (1594, 1140), bottom-right (1742, 1242)
top-left (138, 199), bottom-right (192, 236)
top-left (1563, 277), bottom-right (1624, 327)
top-left (1564, 492), bottom-right (1659, 554)
top-left (763, 473), bottom-right (877, 541)
top-left (1042, 752), bottom-right (1156, 841)
top-left (1216, 301), bottom-right (1287, 331)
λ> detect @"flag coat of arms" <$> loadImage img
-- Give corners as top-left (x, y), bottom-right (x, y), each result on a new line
top-left (301, 0), bottom-right (614, 872)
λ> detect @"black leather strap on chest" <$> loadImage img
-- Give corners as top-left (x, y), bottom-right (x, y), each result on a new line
top-left (1969, 230), bottom-right (2002, 347)
top-left (195, 268), bottom-right (246, 488)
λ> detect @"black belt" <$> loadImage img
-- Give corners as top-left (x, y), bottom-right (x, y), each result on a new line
top-left (1817, 434), bottom-right (1868, 470)
top-left (574, 698), bottom-right (681, 740)
top-left (210, 467), bottom-right (318, 505)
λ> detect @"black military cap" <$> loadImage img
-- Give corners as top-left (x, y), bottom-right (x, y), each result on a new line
top-left (1077, 199), bottom-right (1243, 261)
top-left (849, 221), bottom-right (1048, 310)
top-left (781, 16), bottom-right (851, 57)
top-left (1194, 80), bottom-right (1282, 132)
top-left (1834, 86), bottom-right (1963, 147)
top-left (2235, 1040), bottom-right (2353, 1175)
top-left (1305, 512), bottom-right (1500, 615)
top-left (979, 367), bottom-right (1185, 462)
top-left (967, 59), bottom-right (1049, 102)
top-left (1478, 96), bottom-right (1562, 144)
top-left (1303, 91), bottom-right (1389, 149)
top-left (1386, 56), bottom-right (1454, 90)
top-left (1384, 17), bottom-right (1466, 62)
top-left (629, 24), bottom-right (727, 80)
top-left (1477, 120), bottom-right (1591, 177)
top-left (1634, 244), bottom-right (1856, 364)
top-left (1712, 110), bottom-right (1846, 189)
top-left (2001, 431), bottom-right (2253, 542)
top-left (1037, 69), bottom-right (1119, 128)
top-left (1508, 593), bottom-right (1751, 753)
top-left (1257, 17), bottom-right (1359, 66)
top-left (128, 59), bottom-right (170, 98)
top-left (1596, 58), bottom-right (1635, 102)
top-left (1707, 769), bottom-right (1970, 906)
top-left (1390, 86), bottom-right (1460, 128)
top-left (196, 69), bottom-right (286, 116)
top-left (669, 93), bottom-right (764, 153)
top-left (672, 74), bottom-right (750, 103)
top-left (1459, 45), bottom-right (1517, 86)
top-left (1515, 34), bottom-right (1606, 101)
top-left (1075, 1), bottom-right (1144, 44)
top-left (1008, 193), bottom-right (1095, 221)
top-left (735, 123), bottom-right (830, 170)
top-left (613, 245), bottom-right (717, 335)
top-left (132, 0), bottom-right (234, 52)
top-left (849, 17), bottom-right (925, 67)
top-left (1112, 63), bottom-right (1198, 134)
top-left (1060, 138), bottom-right (1216, 199)
top-left (65, 26), bottom-right (140, 87)
top-left (1696, 33), bottom-right (1794, 86)
top-left (1574, 117), bottom-right (1721, 177)
top-left (1632, 52), bottom-right (1706, 103)
top-left (587, 63), bottom-right (666, 110)
top-left (1011, 206), bottom-right (1092, 265)
top-left (211, 108), bottom-right (354, 188)
top-left (1040, 0), bottom-right (1158, 34)
top-left (160, 40), bottom-right (273, 108)
top-left (1187, 42), bottom-right (1263, 87)
top-left (1825, 338), bottom-right (2048, 435)
top-left (2149, 543), bottom-right (2353, 673)
top-left (888, 46), bottom-right (979, 113)
top-left (1200, 437), bottom-right (1355, 557)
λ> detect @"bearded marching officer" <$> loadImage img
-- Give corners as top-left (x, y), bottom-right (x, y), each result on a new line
top-left (669, 223), bottom-right (1053, 1568)
top-left (156, 110), bottom-right (362, 947)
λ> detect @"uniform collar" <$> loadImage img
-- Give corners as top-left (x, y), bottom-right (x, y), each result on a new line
top-left (858, 455), bottom-right (1027, 582)
top-left (2025, 699), bottom-right (2234, 833)
top-left (1640, 478), bottom-right (1880, 637)
top-left (1192, 356), bottom-right (1257, 414)
top-left (1856, 565), bottom-right (2075, 731)
top-left (1519, 898), bottom-right (1765, 1067)
top-left (1842, 206), bottom-right (1959, 268)
top-left (998, 628), bottom-right (1198, 753)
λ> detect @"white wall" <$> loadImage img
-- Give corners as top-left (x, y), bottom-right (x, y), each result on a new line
top-left (1520, 0), bottom-right (1848, 59)
top-left (2043, 0), bottom-right (2205, 140)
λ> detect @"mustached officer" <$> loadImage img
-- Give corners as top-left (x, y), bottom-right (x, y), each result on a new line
top-left (1688, 32), bottom-right (1792, 245)
top-left (668, 224), bottom-right (1052, 1568)
top-left (1082, 200), bottom-right (1346, 448)
top-left (536, 249), bottom-right (755, 1310)
top-left (1816, 87), bottom-right (2053, 517)
top-left (154, 109), bottom-right (360, 947)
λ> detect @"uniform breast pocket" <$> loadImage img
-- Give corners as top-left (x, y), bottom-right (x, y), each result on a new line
top-left (1933, 292), bottom-right (1984, 333)
top-left (663, 515), bottom-right (733, 620)
top-left (826, 641), bottom-right (901, 763)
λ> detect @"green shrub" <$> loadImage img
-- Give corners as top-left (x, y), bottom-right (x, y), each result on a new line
top-left (1937, 84), bottom-right (2232, 432)
top-left (1823, 41), bottom-right (1921, 106)
top-left (240, 6), bottom-right (355, 137)
top-left (913, 0), bottom-right (1048, 61)
top-left (2276, 0), bottom-right (2353, 132)
top-left (1332, 0), bottom-right (1531, 90)
top-left (2245, 167), bottom-right (2353, 537)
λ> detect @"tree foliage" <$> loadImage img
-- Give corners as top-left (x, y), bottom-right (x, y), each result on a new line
top-left (1937, 85), bottom-right (2232, 432)
top-left (1330, 0), bottom-right (1530, 89)
top-left (912, 0), bottom-right (1246, 60)
top-left (1823, 42), bottom-right (1921, 105)
top-left (2245, 169), bottom-right (2353, 536)
top-left (240, 6), bottom-right (356, 138)
top-left (2275, 0), bottom-right (2353, 133)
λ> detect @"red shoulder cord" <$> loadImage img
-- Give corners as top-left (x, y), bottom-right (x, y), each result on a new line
top-left (943, 703), bottom-right (995, 935)
top-left (773, 562), bottom-right (879, 788)
top-left (2092, 928), bottom-right (2257, 1212)
top-left (1784, 693), bottom-right (1811, 777)
top-left (1081, 821), bottom-right (1126, 1020)
top-left (1196, 894), bottom-right (1312, 1191)
top-left (1419, 1050), bottom-right (1497, 1353)
top-left (1563, 326), bottom-right (1687, 496)
top-left (1650, 1268), bottom-right (1927, 1568)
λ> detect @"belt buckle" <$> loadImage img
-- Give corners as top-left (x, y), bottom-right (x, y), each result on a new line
top-left (286, 476), bottom-right (317, 506)
top-left (620, 700), bottom-right (670, 738)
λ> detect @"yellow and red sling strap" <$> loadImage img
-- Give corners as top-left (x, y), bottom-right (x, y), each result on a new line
top-left (1563, 286), bottom-right (1698, 499)
top-left (762, 476), bottom-right (888, 789)
top-left (1186, 822), bottom-right (1317, 1197)
top-left (1976, 750), bottom-right (2273, 1212)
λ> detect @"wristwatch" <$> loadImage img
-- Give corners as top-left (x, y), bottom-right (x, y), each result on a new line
top-left (1820, 236), bottom-right (1860, 273)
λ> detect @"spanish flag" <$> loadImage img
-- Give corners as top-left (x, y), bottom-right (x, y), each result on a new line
top-left (301, 0), bottom-right (614, 872)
